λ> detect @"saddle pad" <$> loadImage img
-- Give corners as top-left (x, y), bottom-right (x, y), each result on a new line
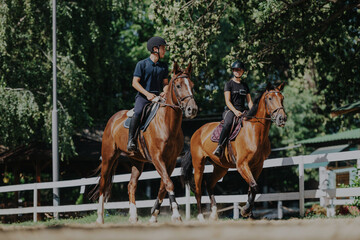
top-left (210, 119), bottom-right (243, 143)
top-left (123, 103), bottom-right (160, 132)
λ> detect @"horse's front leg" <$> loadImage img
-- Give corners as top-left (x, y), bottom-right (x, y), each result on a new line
top-left (149, 181), bottom-right (166, 223)
top-left (237, 162), bottom-right (258, 218)
top-left (128, 161), bottom-right (144, 223)
top-left (153, 158), bottom-right (182, 222)
top-left (241, 185), bottom-right (259, 217)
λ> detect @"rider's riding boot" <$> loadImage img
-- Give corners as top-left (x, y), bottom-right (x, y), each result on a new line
top-left (213, 126), bottom-right (229, 157)
top-left (127, 115), bottom-right (141, 152)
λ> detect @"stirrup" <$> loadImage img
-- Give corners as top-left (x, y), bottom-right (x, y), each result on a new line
top-left (127, 139), bottom-right (137, 152)
top-left (213, 145), bottom-right (223, 157)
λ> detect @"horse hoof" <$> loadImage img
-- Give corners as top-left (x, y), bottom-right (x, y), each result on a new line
top-left (240, 207), bottom-right (251, 218)
top-left (197, 214), bottom-right (205, 222)
top-left (209, 213), bottom-right (218, 221)
top-left (209, 206), bottom-right (218, 221)
top-left (149, 215), bottom-right (158, 223)
top-left (171, 215), bottom-right (182, 223)
top-left (129, 216), bottom-right (138, 223)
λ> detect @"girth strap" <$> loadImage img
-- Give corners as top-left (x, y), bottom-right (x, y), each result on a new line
top-left (227, 141), bottom-right (237, 164)
top-left (139, 131), bottom-right (152, 162)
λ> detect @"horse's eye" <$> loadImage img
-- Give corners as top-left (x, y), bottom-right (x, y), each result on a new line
top-left (176, 85), bottom-right (181, 89)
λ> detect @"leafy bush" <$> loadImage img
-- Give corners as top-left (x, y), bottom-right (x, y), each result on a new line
top-left (305, 204), bottom-right (326, 217)
top-left (336, 205), bottom-right (360, 216)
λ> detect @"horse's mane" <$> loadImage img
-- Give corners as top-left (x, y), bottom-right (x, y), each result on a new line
top-left (246, 83), bottom-right (276, 117)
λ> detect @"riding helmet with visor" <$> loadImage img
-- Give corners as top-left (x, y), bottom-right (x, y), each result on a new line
top-left (147, 36), bottom-right (168, 53)
top-left (231, 60), bottom-right (246, 71)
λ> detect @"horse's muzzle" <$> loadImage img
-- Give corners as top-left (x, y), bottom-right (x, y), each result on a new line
top-left (275, 114), bottom-right (287, 127)
top-left (184, 99), bottom-right (198, 119)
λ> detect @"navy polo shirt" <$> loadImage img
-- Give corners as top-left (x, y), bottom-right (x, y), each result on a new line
top-left (133, 57), bottom-right (169, 96)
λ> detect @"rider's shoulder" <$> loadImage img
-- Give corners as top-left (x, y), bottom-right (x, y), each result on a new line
top-left (135, 58), bottom-right (148, 67)
top-left (157, 60), bottom-right (168, 69)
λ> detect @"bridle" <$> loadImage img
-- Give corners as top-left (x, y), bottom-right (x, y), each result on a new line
top-left (247, 90), bottom-right (285, 123)
top-left (158, 72), bottom-right (194, 111)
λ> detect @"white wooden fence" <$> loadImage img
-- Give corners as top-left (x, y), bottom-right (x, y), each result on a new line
top-left (0, 150), bottom-right (359, 222)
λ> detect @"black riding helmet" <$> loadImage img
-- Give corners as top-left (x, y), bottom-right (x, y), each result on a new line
top-left (147, 36), bottom-right (168, 53)
top-left (231, 60), bottom-right (246, 71)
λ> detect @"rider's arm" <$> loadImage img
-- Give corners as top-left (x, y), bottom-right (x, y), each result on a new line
top-left (132, 76), bottom-right (155, 100)
top-left (246, 93), bottom-right (253, 109)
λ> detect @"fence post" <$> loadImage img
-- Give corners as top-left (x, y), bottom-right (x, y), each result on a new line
top-left (33, 183), bottom-right (38, 222)
top-left (277, 201), bottom-right (283, 219)
top-left (319, 166), bottom-right (328, 207)
top-left (233, 202), bottom-right (239, 219)
top-left (185, 183), bottom-right (190, 220)
top-left (299, 158), bottom-right (305, 217)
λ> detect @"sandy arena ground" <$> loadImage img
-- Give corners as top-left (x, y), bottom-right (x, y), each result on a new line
top-left (1, 218), bottom-right (360, 240)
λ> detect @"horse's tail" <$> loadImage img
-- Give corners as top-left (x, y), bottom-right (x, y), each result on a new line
top-left (88, 160), bottom-right (102, 201)
top-left (181, 151), bottom-right (195, 192)
top-left (89, 155), bottom-right (118, 201)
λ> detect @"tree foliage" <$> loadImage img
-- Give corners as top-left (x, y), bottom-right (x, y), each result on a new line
top-left (0, 0), bottom-right (359, 159)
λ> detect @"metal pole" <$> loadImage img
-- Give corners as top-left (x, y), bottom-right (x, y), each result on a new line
top-left (52, 0), bottom-right (59, 220)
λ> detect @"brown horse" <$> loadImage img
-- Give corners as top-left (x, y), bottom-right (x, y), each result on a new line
top-left (95, 62), bottom-right (198, 224)
top-left (182, 82), bottom-right (286, 221)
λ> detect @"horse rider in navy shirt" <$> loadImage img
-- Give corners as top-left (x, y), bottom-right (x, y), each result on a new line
top-left (127, 36), bottom-right (169, 152)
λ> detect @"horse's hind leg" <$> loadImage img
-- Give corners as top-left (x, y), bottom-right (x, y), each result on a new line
top-left (128, 160), bottom-right (144, 223)
top-left (96, 146), bottom-right (120, 224)
top-left (205, 165), bottom-right (228, 221)
top-left (192, 151), bottom-right (206, 222)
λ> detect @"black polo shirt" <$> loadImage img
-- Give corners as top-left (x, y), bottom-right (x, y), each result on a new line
top-left (133, 57), bottom-right (169, 97)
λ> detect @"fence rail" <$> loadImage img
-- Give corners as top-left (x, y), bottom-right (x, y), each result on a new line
top-left (0, 150), bottom-right (359, 221)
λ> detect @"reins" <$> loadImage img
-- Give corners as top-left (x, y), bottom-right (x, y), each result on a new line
top-left (245, 90), bottom-right (284, 124)
top-left (157, 72), bottom-right (194, 111)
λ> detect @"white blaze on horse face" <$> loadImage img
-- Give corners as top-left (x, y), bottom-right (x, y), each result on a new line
top-left (184, 78), bottom-right (193, 97)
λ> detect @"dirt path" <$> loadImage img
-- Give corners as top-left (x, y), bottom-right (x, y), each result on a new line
top-left (1, 218), bottom-right (360, 240)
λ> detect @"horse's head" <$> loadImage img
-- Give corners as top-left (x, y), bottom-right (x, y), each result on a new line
top-left (169, 62), bottom-right (198, 119)
top-left (264, 82), bottom-right (287, 127)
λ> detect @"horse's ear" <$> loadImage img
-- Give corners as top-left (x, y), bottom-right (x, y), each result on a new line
top-left (172, 62), bottom-right (181, 74)
top-left (266, 82), bottom-right (273, 91)
top-left (184, 62), bottom-right (192, 75)
top-left (276, 82), bottom-right (285, 91)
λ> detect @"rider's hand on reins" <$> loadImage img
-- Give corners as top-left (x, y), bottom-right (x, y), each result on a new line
top-left (234, 110), bottom-right (242, 117)
top-left (147, 93), bottom-right (157, 101)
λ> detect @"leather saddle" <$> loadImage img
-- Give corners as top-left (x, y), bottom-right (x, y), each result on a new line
top-left (210, 116), bottom-right (243, 143)
top-left (123, 102), bottom-right (160, 132)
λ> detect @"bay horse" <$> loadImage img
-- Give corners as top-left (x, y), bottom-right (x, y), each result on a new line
top-left (182, 82), bottom-right (286, 221)
top-left (95, 62), bottom-right (198, 224)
